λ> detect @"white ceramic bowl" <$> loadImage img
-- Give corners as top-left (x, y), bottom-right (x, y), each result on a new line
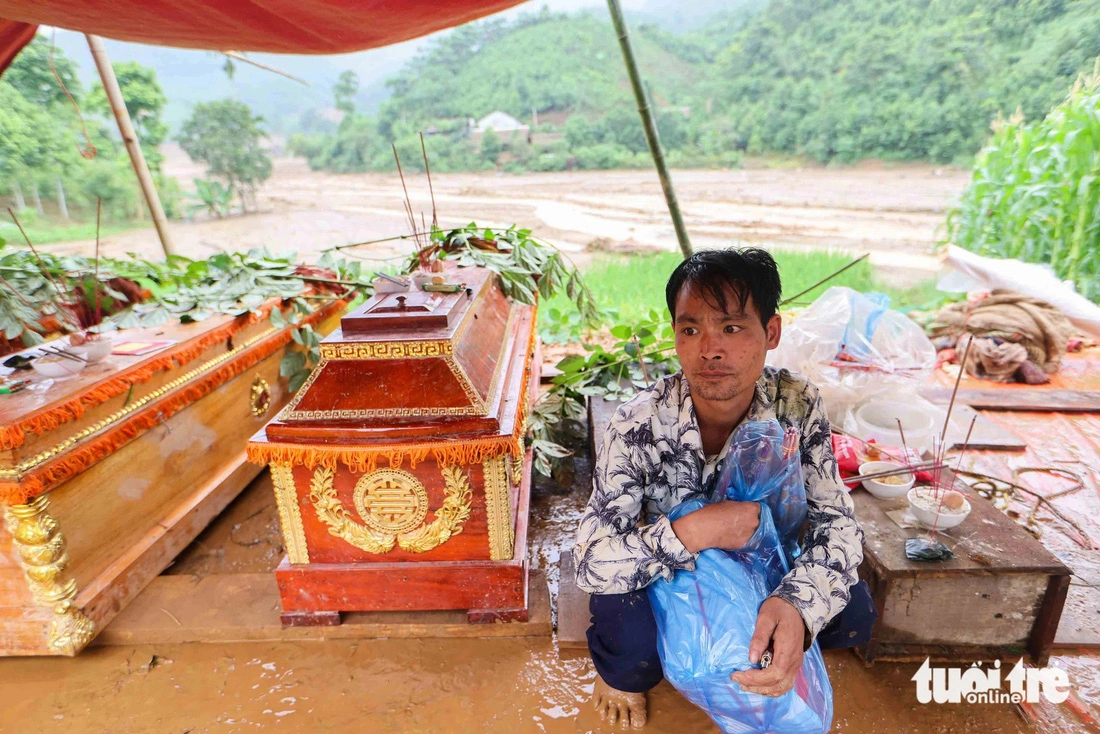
top-left (859, 460), bottom-right (915, 499)
top-left (854, 400), bottom-right (936, 450)
top-left (70, 338), bottom-right (112, 363)
top-left (32, 355), bottom-right (85, 379)
top-left (907, 487), bottom-right (971, 530)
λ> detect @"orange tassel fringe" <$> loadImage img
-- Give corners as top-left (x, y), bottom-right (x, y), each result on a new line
top-left (0, 301), bottom-right (346, 505)
top-left (0, 300), bottom-right (331, 452)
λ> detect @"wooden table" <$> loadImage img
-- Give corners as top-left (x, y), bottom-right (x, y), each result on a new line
top-left (852, 482), bottom-right (1070, 666)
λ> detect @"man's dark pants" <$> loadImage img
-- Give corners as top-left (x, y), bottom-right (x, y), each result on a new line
top-left (586, 580), bottom-right (878, 693)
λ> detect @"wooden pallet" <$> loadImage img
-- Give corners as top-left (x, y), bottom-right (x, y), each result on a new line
top-left (95, 569), bottom-right (551, 645)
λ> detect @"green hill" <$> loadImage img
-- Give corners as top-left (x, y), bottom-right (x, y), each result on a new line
top-left (293, 1), bottom-right (1100, 171)
top-left (377, 9), bottom-right (727, 129)
top-left (704, 0), bottom-right (1100, 163)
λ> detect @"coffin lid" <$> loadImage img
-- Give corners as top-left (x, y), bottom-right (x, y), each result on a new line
top-left (263, 264), bottom-right (534, 445)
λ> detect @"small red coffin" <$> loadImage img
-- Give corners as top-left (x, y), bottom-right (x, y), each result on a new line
top-left (248, 265), bottom-right (538, 625)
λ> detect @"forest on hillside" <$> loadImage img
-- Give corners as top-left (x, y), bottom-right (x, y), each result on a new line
top-left (291, 0), bottom-right (1100, 173)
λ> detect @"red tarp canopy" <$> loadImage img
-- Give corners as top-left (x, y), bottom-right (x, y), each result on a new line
top-left (0, 0), bottom-right (525, 74)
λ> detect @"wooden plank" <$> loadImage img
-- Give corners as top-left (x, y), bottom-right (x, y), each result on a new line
top-left (94, 569), bottom-right (551, 645)
top-left (1029, 574), bottom-right (1070, 665)
top-left (878, 573), bottom-right (1045, 646)
top-left (557, 547), bottom-right (591, 650)
top-left (921, 386), bottom-right (1100, 413)
top-left (49, 353), bottom-right (287, 592)
top-left (943, 405), bottom-right (1025, 451)
top-left (76, 457), bottom-right (262, 633)
top-left (0, 606), bottom-right (51, 657)
top-left (1053, 548), bottom-right (1100, 649)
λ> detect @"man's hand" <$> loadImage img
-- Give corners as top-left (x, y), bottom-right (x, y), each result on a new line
top-left (731, 597), bottom-right (806, 697)
top-left (670, 500), bottom-right (759, 554)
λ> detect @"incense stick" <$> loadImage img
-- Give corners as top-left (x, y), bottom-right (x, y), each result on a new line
top-left (896, 418), bottom-right (915, 472)
top-left (94, 198), bottom-right (102, 327)
top-left (842, 461), bottom-right (939, 485)
top-left (940, 334), bottom-right (973, 444)
top-left (950, 415), bottom-right (977, 480)
top-left (779, 253), bottom-right (870, 306)
top-left (831, 426), bottom-right (908, 465)
top-left (8, 207), bottom-right (68, 302)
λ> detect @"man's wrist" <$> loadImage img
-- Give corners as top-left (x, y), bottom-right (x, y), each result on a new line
top-left (769, 592), bottom-right (814, 650)
top-left (670, 513), bottom-right (704, 554)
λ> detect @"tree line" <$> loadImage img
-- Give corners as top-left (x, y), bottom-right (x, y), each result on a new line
top-left (0, 36), bottom-right (272, 234)
top-left (290, 1), bottom-right (1100, 174)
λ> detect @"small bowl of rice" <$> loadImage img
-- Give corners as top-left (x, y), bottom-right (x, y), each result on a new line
top-left (858, 461), bottom-right (915, 499)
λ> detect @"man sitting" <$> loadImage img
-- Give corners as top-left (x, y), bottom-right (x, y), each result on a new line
top-left (572, 248), bottom-right (876, 729)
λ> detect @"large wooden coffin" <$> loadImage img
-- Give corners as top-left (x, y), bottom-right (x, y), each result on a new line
top-left (248, 265), bottom-right (538, 625)
top-left (0, 298), bottom-right (345, 656)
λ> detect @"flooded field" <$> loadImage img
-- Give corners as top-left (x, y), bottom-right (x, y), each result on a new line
top-left (53, 150), bottom-right (966, 285)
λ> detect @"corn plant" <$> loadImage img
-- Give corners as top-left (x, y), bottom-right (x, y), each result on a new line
top-left (945, 69), bottom-right (1100, 302)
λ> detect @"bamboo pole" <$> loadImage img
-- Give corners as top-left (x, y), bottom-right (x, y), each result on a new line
top-left (86, 34), bottom-right (176, 257)
top-left (606, 0), bottom-right (692, 259)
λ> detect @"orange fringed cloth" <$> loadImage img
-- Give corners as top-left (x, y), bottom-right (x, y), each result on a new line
top-left (0, 298), bottom-right (346, 504)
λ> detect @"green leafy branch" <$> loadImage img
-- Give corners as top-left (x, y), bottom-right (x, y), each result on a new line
top-left (399, 223), bottom-right (602, 326)
top-left (529, 308), bottom-right (680, 479)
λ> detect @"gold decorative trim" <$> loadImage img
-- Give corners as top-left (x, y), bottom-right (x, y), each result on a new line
top-left (270, 463), bottom-right (310, 564)
top-left (320, 341), bottom-right (453, 360)
top-left (353, 468), bottom-right (429, 535)
top-left (309, 464), bottom-right (472, 554)
top-left (0, 327), bottom-right (279, 480)
top-left (278, 357), bottom-right (326, 416)
top-left (443, 354), bottom-right (487, 411)
top-left (250, 376), bottom-right (272, 417)
top-left (510, 453), bottom-right (523, 487)
top-left (483, 456), bottom-right (514, 561)
top-left (4, 496), bottom-right (95, 655)
top-left (284, 405), bottom-right (485, 421)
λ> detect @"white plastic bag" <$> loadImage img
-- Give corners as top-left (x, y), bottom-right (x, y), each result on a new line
top-left (768, 287), bottom-right (936, 426)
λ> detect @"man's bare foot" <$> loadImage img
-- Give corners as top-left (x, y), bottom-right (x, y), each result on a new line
top-left (592, 674), bottom-right (648, 729)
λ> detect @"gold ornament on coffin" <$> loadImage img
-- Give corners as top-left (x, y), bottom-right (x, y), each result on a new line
top-left (309, 465), bottom-right (472, 554)
top-left (4, 497), bottom-right (96, 655)
top-left (353, 469), bottom-right (429, 535)
top-left (250, 376), bottom-right (272, 417)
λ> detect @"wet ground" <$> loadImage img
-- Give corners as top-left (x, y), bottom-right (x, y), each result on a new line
top-left (1, 419), bottom-right (1097, 733)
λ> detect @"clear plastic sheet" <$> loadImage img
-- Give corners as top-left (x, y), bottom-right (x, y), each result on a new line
top-left (768, 286), bottom-right (937, 427)
top-left (647, 420), bottom-right (833, 734)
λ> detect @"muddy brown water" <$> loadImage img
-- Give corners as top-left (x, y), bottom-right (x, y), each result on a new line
top-left (2, 432), bottom-right (1097, 733)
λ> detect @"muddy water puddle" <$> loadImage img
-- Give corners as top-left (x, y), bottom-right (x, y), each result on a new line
top-left (7, 636), bottom-right (1070, 733)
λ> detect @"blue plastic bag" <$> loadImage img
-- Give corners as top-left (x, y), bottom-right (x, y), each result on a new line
top-left (647, 420), bottom-right (834, 734)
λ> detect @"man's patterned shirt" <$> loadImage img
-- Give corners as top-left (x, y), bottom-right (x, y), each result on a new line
top-left (572, 366), bottom-right (864, 639)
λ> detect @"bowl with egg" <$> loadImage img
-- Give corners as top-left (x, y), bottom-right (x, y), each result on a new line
top-left (907, 487), bottom-right (971, 529)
